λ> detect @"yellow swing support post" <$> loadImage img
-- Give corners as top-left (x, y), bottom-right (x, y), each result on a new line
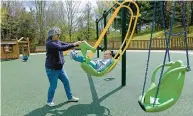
top-left (88, 0), bottom-right (140, 59)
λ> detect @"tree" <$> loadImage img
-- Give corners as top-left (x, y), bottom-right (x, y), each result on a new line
top-left (64, 0), bottom-right (81, 42)
top-left (44, 1), bottom-right (68, 41)
top-left (1, 1), bottom-right (25, 39)
top-left (94, 0), bottom-right (109, 33)
top-left (76, 1), bottom-right (95, 41)
top-left (190, 1), bottom-right (193, 25)
top-left (94, 0), bottom-right (108, 19)
top-left (17, 8), bottom-right (36, 39)
top-left (84, 1), bottom-right (94, 40)
top-left (34, 1), bottom-right (46, 44)
top-left (110, 1), bottom-right (152, 33)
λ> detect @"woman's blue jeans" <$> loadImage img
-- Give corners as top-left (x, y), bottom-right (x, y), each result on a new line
top-left (45, 67), bottom-right (72, 103)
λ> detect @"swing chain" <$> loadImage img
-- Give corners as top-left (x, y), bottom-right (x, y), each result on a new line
top-left (141, 1), bottom-right (157, 97)
top-left (181, 1), bottom-right (191, 71)
top-left (160, 1), bottom-right (171, 62)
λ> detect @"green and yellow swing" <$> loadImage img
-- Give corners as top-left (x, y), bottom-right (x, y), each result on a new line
top-left (79, 41), bottom-right (115, 77)
top-left (138, 1), bottom-right (191, 112)
top-left (78, 0), bottom-right (140, 77)
top-left (138, 60), bottom-right (188, 112)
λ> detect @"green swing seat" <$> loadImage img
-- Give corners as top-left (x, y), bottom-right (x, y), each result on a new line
top-left (138, 60), bottom-right (188, 112)
top-left (81, 60), bottom-right (115, 77)
top-left (79, 41), bottom-right (116, 77)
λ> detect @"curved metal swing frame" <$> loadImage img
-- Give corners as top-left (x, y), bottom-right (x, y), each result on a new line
top-left (80, 0), bottom-right (140, 76)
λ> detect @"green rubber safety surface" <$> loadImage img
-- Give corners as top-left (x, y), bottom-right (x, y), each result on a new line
top-left (1, 51), bottom-right (193, 116)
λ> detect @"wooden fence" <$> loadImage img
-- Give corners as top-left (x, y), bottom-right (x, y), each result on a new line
top-left (104, 37), bottom-right (193, 50)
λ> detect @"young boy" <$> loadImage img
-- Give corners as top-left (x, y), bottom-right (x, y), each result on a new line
top-left (70, 50), bottom-right (114, 72)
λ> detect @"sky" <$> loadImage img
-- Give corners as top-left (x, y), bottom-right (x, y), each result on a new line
top-left (22, 0), bottom-right (98, 11)
top-left (80, 0), bottom-right (97, 8)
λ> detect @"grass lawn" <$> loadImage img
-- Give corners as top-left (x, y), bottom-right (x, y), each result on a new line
top-left (132, 26), bottom-right (193, 40)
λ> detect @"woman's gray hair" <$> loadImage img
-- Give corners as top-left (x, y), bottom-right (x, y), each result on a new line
top-left (48, 27), bottom-right (61, 38)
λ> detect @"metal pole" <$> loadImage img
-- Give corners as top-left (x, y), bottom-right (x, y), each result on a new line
top-left (103, 10), bottom-right (107, 50)
top-left (96, 19), bottom-right (99, 58)
top-left (121, 3), bottom-right (126, 86)
top-left (88, 6), bottom-right (90, 40)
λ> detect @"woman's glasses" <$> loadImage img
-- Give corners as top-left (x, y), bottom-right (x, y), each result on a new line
top-left (57, 34), bottom-right (60, 37)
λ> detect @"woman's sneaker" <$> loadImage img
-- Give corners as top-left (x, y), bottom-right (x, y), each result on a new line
top-left (46, 102), bottom-right (55, 107)
top-left (68, 96), bottom-right (79, 102)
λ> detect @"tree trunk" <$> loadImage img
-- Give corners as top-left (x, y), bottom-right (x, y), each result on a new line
top-left (165, 1), bottom-right (171, 29)
top-left (64, 0), bottom-right (80, 42)
top-left (190, 1), bottom-right (193, 25)
top-left (35, 1), bottom-right (46, 45)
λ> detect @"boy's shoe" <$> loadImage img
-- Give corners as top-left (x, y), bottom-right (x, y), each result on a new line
top-left (46, 102), bottom-right (55, 107)
top-left (68, 96), bottom-right (79, 102)
top-left (69, 49), bottom-right (77, 60)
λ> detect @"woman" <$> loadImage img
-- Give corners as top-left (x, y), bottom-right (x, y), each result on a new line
top-left (45, 27), bottom-right (82, 107)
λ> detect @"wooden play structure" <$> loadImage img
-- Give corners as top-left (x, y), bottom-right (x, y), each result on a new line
top-left (0, 37), bottom-right (30, 60)
top-left (17, 37), bottom-right (30, 56)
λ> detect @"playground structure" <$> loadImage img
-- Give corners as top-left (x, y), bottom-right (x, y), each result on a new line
top-left (1, 39), bottom-right (19, 59)
top-left (75, 0), bottom-right (191, 112)
top-left (138, 1), bottom-right (191, 112)
top-left (0, 37), bottom-right (30, 60)
top-left (17, 37), bottom-right (30, 56)
top-left (1, 0), bottom-right (193, 114)
top-left (79, 0), bottom-right (140, 85)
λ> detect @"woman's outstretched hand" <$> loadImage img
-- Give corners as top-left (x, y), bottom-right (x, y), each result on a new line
top-left (73, 41), bottom-right (82, 46)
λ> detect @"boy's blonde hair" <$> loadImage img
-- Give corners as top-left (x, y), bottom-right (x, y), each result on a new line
top-left (105, 50), bottom-right (112, 56)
